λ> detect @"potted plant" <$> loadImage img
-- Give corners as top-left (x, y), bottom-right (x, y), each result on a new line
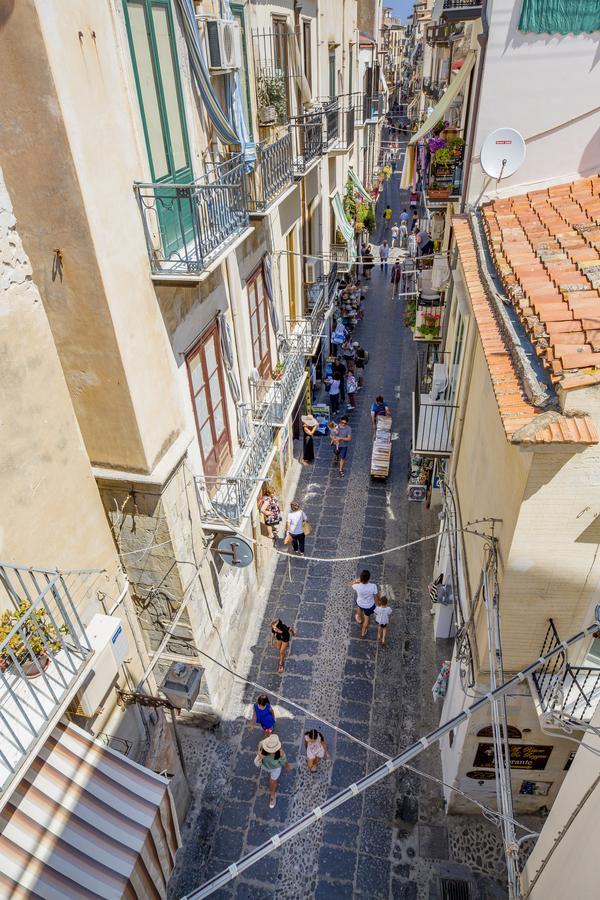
top-left (404, 299), bottom-right (417, 330)
top-left (272, 361), bottom-right (285, 381)
top-left (432, 147), bottom-right (453, 171)
top-left (0, 600), bottom-right (67, 677)
top-left (416, 311), bottom-right (441, 339)
top-left (257, 75), bottom-right (287, 126)
top-left (428, 181), bottom-right (451, 199)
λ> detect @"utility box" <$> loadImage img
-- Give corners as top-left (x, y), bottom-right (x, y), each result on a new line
top-left (76, 614), bottom-right (129, 717)
top-left (161, 662), bottom-right (203, 711)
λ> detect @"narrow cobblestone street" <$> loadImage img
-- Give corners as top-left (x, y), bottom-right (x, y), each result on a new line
top-left (169, 174), bottom-right (508, 900)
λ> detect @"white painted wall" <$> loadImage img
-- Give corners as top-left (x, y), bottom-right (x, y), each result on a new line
top-left (468, 0), bottom-right (600, 202)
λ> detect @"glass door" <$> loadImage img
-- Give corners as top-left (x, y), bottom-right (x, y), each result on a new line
top-left (124, 0), bottom-right (193, 258)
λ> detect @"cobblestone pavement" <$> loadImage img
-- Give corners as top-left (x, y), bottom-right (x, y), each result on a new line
top-left (169, 173), bottom-right (508, 900)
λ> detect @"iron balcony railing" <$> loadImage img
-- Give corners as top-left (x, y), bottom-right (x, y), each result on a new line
top-left (195, 405), bottom-right (278, 528)
top-left (135, 154), bottom-right (249, 277)
top-left (362, 92), bottom-right (385, 123)
top-left (250, 336), bottom-right (307, 425)
top-left (330, 243), bottom-right (353, 274)
top-left (290, 111), bottom-right (323, 175)
top-left (246, 133), bottom-right (294, 214)
top-left (288, 265), bottom-right (338, 356)
top-left (532, 619), bottom-right (600, 723)
top-left (322, 98), bottom-right (339, 147)
top-left (0, 562), bottom-right (97, 799)
top-left (412, 346), bottom-right (456, 456)
top-left (441, 0), bottom-right (483, 20)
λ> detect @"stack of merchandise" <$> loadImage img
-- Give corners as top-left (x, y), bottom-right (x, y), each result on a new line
top-left (370, 415), bottom-right (392, 479)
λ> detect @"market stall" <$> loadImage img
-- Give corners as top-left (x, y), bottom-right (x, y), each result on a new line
top-left (371, 415), bottom-right (392, 479)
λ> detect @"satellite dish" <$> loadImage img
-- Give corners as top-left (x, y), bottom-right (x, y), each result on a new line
top-left (217, 535), bottom-right (254, 568)
top-left (480, 128), bottom-right (526, 181)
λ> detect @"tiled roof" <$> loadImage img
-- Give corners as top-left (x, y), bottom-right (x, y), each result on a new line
top-left (481, 175), bottom-right (600, 384)
top-left (453, 215), bottom-right (598, 446)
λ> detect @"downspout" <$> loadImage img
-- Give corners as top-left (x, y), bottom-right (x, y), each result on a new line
top-left (460, 0), bottom-right (489, 212)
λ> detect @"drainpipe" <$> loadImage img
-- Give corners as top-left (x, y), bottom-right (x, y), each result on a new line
top-left (460, 0), bottom-right (489, 212)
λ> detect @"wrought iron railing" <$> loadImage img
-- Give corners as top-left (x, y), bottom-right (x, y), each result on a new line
top-left (290, 111), bottom-right (323, 175)
top-left (362, 92), bottom-right (385, 123)
top-left (195, 405), bottom-right (277, 527)
top-left (532, 619), bottom-right (600, 722)
top-left (322, 98), bottom-right (339, 147)
top-left (135, 155), bottom-right (249, 277)
top-left (427, 23), bottom-right (453, 43)
top-left (288, 269), bottom-right (337, 355)
top-left (330, 243), bottom-right (353, 274)
top-left (412, 347), bottom-right (455, 455)
top-left (250, 338), bottom-right (307, 425)
top-left (442, 0), bottom-right (483, 19)
top-left (246, 133), bottom-right (294, 214)
top-left (0, 562), bottom-right (98, 797)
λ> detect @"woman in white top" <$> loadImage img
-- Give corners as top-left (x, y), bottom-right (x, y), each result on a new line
top-left (328, 376), bottom-right (341, 414)
top-left (285, 500), bottom-right (308, 556)
top-left (351, 569), bottom-right (380, 637)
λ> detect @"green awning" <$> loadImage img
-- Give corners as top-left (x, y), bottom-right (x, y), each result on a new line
top-left (519, 0), bottom-right (600, 34)
top-left (348, 167), bottom-right (373, 204)
top-left (332, 192), bottom-right (354, 243)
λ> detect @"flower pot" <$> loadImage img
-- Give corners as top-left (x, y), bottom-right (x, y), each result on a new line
top-left (428, 189), bottom-right (451, 199)
top-left (22, 653), bottom-right (50, 678)
top-left (258, 106), bottom-right (276, 126)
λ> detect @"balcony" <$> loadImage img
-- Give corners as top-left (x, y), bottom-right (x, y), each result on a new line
top-left (288, 263), bottom-right (338, 356)
top-left (531, 620), bottom-right (600, 724)
top-left (362, 93), bottom-right (385, 124)
top-left (412, 346), bottom-right (456, 456)
top-left (441, 0), bottom-right (483, 21)
top-left (427, 23), bottom-right (453, 43)
top-left (246, 133), bottom-right (294, 216)
top-left (330, 243), bottom-right (353, 274)
top-left (195, 406), bottom-right (277, 529)
top-left (135, 155), bottom-right (249, 281)
top-left (0, 562), bottom-right (96, 801)
top-left (250, 337), bottom-right (307, 425)
top-left (290, 111), bottom-right (323, 176)
top-left (322, 98), bottom-right (340, 148)
top-left (427, 148), bottom-right (465, 205)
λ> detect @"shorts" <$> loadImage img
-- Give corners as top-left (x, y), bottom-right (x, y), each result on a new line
top-left (377, 623), bottom-right (388, 629)
top-left (268, 766), bottom-right (282, 781)
top-left (338, 446), bottom-right (348, 459)
top-left (359, 603), bottom-right (377, 616)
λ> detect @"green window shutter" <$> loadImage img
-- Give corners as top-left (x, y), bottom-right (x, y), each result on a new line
top-left (519, 0), bottom-right (600, 35)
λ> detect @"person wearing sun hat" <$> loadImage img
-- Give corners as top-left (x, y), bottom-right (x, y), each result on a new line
top-left (301, 414), bottom-right (318, 465)
top-left (256, 733), bottom-right (291, 808)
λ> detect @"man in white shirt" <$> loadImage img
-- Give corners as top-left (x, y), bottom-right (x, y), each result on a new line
top-left (351, 569), bottom-right (380, 637)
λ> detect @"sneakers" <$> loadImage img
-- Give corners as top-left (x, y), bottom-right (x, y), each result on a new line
top-left (269, 796), bottom-right (276, 809)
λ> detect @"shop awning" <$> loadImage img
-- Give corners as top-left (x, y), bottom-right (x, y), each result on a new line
top-left (0, 723), bottom-right (180, 899)
top-left (400, 144), bottom-right (415, 190)
top-left (348, 167), bottom-right (373, 204)
top-left (409, 50), bottom-right (477, 145)
top-left (331, 192), bottom-right (354, 244)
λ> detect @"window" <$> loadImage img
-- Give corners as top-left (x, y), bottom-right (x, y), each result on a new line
top-left (248, 265), bottom-right (272, 378)
top-left (272, 16), bottom-right (290, 116)
top-left (328, 51), bottom-right (336, 98)
top-left (123, 0), bottom-right (193, 255)
top-left (187, 325), bottom-right (231, 477)
top-left (302, 21), bottom-right (312, 90)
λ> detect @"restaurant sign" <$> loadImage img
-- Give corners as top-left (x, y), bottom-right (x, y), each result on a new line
top-left (473, 742), bottom-right (552, 771)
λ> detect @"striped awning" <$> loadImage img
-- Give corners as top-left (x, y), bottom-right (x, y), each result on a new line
top-left (409, 50), bottom-right (477, 146)
top-left (331, 192), bottom-right (354, 244)
top-left (0, 723), bottom-right (180, 899)
top-left (348, 167), bottom-right (372, 204)
top-left (174, 0), bottom-right (240, 146)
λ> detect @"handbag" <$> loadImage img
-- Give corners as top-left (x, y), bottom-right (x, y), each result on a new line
top-left (303, 521), bottom-right (312, 536)
top-left (284, 532), bottom-right (293, 545)
top-left (254, 752), bottom-right (263, 768)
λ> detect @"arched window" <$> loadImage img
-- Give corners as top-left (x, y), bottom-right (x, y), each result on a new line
top-left (476, 725), bottom-right (522, 740)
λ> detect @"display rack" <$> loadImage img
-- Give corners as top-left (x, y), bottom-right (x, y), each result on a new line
top-left (370, 415), bottom-right (392, 479)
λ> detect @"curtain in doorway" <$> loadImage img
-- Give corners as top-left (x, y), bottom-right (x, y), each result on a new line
top-left (218, 311), bottom-right (249, 443)
top-left (222, 0), bottom-right (256, 167)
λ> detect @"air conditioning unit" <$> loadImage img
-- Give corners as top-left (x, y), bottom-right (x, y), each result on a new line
top-left (305, 260), bottom-right (318, 284)
top-left (75, 614), bottom-right (129, 718)
top-left (205, 19), bottom-right (241, 71)
top-left (430, 363), bottom-right (449, 402)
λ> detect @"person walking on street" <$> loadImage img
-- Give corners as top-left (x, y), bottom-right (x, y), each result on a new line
top-left (250, 694), bottom-right (276, 735)
top-left (259, 488), bottom-right (282, 545)
top-left (271, 618), bottom-right (296, 673)
top-left (411, 211), bottom-right (418, 234)
top-left (391, 223), bottom-right (399, 248)
top-left (391, 260), bottom-right (402, 297)
top-left (304, 729), bottom-right (330, 772)
top-left (328, 374), bottom-right (341, 414)
top-left (375, 596), bottom-right (392, 646)
top-left (256, 734), bottom-right (290, 808)
top-left (354, 344), bottom-right (367, 387)
top-left (351, 570), bottom-right (380, 638)
top-left (301, 414), bottom-right (318, 466)
top-left (379, 240), bottom-right (390, 274)
top-left (371, 395), bottom-right (391, 428)
top-left (362, 245), bottom-right (374, 279)
top-left (335, 416), bottom-right (352, 477)
top-left (399, 208), bottom-right (410, 227)
top-left (334, 357), bottom-right (347, 404)
top-left (285, 500), bottom-right (308, 555)
top-left (383, 204), bottom-right (392, 233)
top-left (399, 220), bottom-right (408, 248)
top-left (346, 372), bottom-right (358, 409)
top-left (416, 229), bottom-right (434, 257)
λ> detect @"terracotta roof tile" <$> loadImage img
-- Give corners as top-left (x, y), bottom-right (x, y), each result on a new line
top-left (453, 214), bottom-right (598, 447)
top-left (480, 175), bottom-right (600, 386)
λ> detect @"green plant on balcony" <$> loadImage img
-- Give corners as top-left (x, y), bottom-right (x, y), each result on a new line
top-left (343, 178), bottom-right (357, 221)
top-left (416, 312), bottom-right (441, 339)
top-left (428, 181), bottom-right (451, 199)
top-left (257, 75), bottom-right (287, 123)
top-left (447, 136), bottom-right (465, 155)
top-left (432, 147), bottom-right (453, 170)
top-left (272, 361), bottom-right (285, 381)
top-left (404, 299), bottom-right (417, 329)
top-left (363, 204), bottom-right (376, 233)
top-left (0, 600), bottom-right (67, 675)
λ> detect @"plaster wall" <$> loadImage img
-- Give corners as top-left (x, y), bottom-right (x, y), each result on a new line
top-left (467, 0), bottom-right (600, 202)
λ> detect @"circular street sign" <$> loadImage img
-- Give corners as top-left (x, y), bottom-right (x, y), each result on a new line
top-left (217, 535), bottom-right (254, 568)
